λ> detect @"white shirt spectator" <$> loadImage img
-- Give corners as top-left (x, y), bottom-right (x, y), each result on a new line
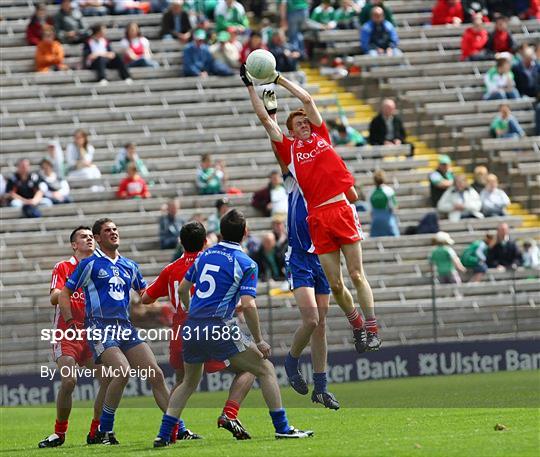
top-left (480, 187), bottom-right (510, 216)
top-left (270, 185), bottom-right (288, 216)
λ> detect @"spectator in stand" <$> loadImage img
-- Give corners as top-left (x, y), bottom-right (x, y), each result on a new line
top-left (46, 140), bottom-right (65, 178)
top-left (486, 0), bottom-right (516, 19)
top-left (368, 98), bottom-right (411, 153)
top-left (35, 27), bottom-right (69, 73)
top-left (486, 16), bottom-right (516, 56)
top-left (240, 31), bottom-right (266, 63)
top-left (160, 0), bottom-right (192, 42)
top-left (437, 174), bottom-right (483, 221)
top-left (431, 0), bottom-right (464, 26)
top-left (369, 170), bottom-right (399, 237)
top-left (430, 155), bottom-right (455, 207)
top-left (330, 122), bottom-right (366, 146)
top-left (512, 45), bottom-right (538, 98)
top-left (112, 0), bottom-right (151, 15)
top-left (77, 0), bottom-right (109, 16)
top-left (116, 163), bottom-right (150, 199)
top-left (84, 24), bottom-right (133, 85)
top-left (461, 232), bottom-right (496, 282)
top-left (429, 231), bottom-right (466, 284)
top-left (210, 31), bottom-right (241, 69)
top-left (309, 0), bottom-right (337, 30)
top-left (54, 0), bottom-right (88, 44)
top-left (484, 54), bottom-right (520, 100)
top-left (214, 0), bottom-right (249, 34)
top-left (0, 175), bottom-right (6, 207)
top-left (159, 198), bottom-right (185, 249)
top-left (490, 103), bottom-right (525, 138)
top-left (471, 164), bottom-right (488, 193)
top-left (462, 0), bottom-right (489, 22)
top-left (480, 173), bottom-right (511, 216)
top-left (269, 30), bottom-right (301, 72)
top-left (120, 22), bottom-right (159, 68)
top-left (361, 6), bottom-right (400, 56)
top-left (183, 29), bottom-right (234, 76)
top-left (460, 12), bottom-right (489, 60)
top-left (196, 153), bottom-right (224, 195)
top-left (251, 170), bottom-right (288, 217)
top-left (207, 197), bottom-right (230, 235)
top-left (112, 142), bottom-right (149, 176)
top-left (522, 240), bottom-right (540, 269)
top-left (335, 0), bottom-right (361, 30)
top-left (252, 232), bottom-right (287, 281)
top-left (38, 157), bottom-right (71, 204)
top-left (6, 158), bottom-right (52, 217)
top-left (487, 222), bottom-right (523, 269)
top-left (271, 215), bottom-right (288, 253)
top-left (26, 3), bottom-right (54, 45)
top-left (515, 0), bottom-right (540, 19)
top-left (360, 0), bottom-right (395, 25)
top-left (280, 0), bottom-right (309, 55)
top-left (66, 129), bottom-right (102, 180)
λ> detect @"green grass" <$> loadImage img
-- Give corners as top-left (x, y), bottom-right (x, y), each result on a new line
top-left (1, 371), bottom-right (539, 457)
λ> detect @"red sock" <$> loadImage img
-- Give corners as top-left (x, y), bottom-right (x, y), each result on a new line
top-left (223, 400), bottom-right (240, 420)
top-left (366, 317), bottom-right (378, 333)
top-left (346, 309), bottom-right (364, 330)
top-left (170, 423), bottom-right (179, 443)
top-left (89, 418), bottom-right (100, 438)
top-left (55, 420), bottom-right (68, 437)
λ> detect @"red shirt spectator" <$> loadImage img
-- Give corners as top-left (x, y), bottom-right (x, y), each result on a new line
top-left (117, 164), bottom-right (150, 199)
top-left (240, 31), bottom-right (266, 63)
top-left (460, 13), bottom-right (488, 60)
top-left (486, 17), bottom-right (516, 54)
top-left (26, 3), bottom-right (54, 45)
top-left (432, 0), bottom-right (464, 25)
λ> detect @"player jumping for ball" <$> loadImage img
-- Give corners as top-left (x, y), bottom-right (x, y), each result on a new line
top-left (142, 221), bottom-right (255, 440)
top-left (241, 64), bottom-right (381, 354)
top-left (153, 210), bottom-right (313, 446)
top-left (39, 226), bottom-right (110, 448)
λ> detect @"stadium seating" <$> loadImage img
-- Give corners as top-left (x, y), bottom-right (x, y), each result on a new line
top-left (1, 1), bottom-right (539, 376)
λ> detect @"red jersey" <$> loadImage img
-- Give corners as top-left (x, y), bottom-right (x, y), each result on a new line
top-left (50, 256), bottom-right (86, 330)
top-left (145, 252), bottom-right (200, 326)
top-left (272, 121), bottom-right (355, 210)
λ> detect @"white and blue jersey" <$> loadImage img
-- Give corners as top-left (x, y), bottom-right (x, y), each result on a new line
top-left (182, 241), bottom-right (257, 363)
top-left (65, 248), bottom-right (147, 361)
top-left (185, 241), bottom-right (258, 320)
top-left (284, 173), bottom-right (331, 295)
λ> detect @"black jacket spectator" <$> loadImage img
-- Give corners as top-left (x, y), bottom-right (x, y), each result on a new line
top-left (486, 0), bottom-right (515, 19)
top-left (252, 233), bottom-right (287, 281)
top-left (54, 0), bottom-right (88, 44)
top-left (512, 49), bottom-right (538, 98)
top-left (160, 7), bottom-right (192, 39)
top-left (487, 239), bottom-right (523, 268)
top-left (369, 113), bottom-right (407, 144)
top-left (269, 30), bottom-right (301, 72)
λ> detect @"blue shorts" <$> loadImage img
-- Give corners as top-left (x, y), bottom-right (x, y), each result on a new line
top-left (182, 317), bottom-right (250, 364)
top-left (85, 318), bottom-right (144, 363)
top-left (286, 248), bottom-right (331, 295)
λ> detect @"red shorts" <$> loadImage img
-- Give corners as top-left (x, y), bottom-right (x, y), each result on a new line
top-left (169, 322), bottom-right (228, 373)
top-left (53, 337), bottom-right (93, 366)
top-left (307, 199), bottom-right (363, 255)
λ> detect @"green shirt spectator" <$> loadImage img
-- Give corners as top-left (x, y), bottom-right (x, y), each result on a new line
top-left (370, 184), bottom-right (397, 210)
top-left (332, 125), bottom-right (366, 146)
top-left (112, 143), bottom-right (149, 176)
top-left (196, 153), bottom-right (224, 195)
top-left (310, 2), bottom-right (336, 26)
top-left (214, 0), bottom-right (249, 33)
top-left (360, 1), bottom-right (395, 25)
top-left (429, 231), bottom-right (465, 284)
top-left (184, 0), bottom-right (218, 17)
top-left (281, 0), bottom-right (309, 11)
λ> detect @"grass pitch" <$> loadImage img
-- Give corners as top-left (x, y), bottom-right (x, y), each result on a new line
top-left (1, 371), bottom-right (539, 457)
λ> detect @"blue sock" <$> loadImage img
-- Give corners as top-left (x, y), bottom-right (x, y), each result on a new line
top-left (313, 372), bottom-right (328, 394)
top-left (177, 418), bottom-right (187, 434)
top-left (285, 352), bottom-right (299, 378)
top-left (158, 414), bottom-right (179, 440)
top-left (269, 408), bottom-right (290, 434)
top-left (99, 404), bottom-right (116, 433)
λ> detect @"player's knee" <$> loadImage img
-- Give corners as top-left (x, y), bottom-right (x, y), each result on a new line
top-left (148, 366), bottom-right (166, 386)
top-left (60, 376), bottom-right (77, 393)
top-left (329, 278), bottom-right (344, 295)
top-left (313, 318), bottom-right (326, 337)
top-left (257, 359), bottom-right (275, 379)
top-left (303, 316), bottom-right (319, 332)
top-left (349, 269), bottom-right (365, 287)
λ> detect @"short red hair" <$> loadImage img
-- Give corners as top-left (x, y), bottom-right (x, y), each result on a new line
top-left (286, 108), bottom-right (307, 131)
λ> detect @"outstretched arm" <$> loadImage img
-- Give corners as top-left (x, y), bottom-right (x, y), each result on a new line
top-left (277, 74), bottom-right (323, 127)
top-left (241, 64), bottom-right (283, 142)
top-left (262, 89), bottom-right (288, 174)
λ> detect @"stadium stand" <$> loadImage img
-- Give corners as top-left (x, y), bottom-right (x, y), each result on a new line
top-left (1, 1), bottom-right (539, 376)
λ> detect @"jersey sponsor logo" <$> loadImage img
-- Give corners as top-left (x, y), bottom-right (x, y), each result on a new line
top-left (98, 268), bottom-right (109, 279)
top-left (71, 290), bottom-right (85, 301)
top-left (111, 266), bottom-right (120, 277)
top-left (108, 276), bottom-right (126, 301)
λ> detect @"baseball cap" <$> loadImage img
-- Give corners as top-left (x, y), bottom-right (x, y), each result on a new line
top-left (194, 29), bottom-right (206, 40)
top-left (438, 155), bottom-right (451, 165)
top-left (217, 31), bottom-right (230, 42)
top-left (434, 231), bottom-right (455, 245)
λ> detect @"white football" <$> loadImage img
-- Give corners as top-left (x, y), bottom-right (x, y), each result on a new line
top-left (246, 49), bottom-right (276, 80)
